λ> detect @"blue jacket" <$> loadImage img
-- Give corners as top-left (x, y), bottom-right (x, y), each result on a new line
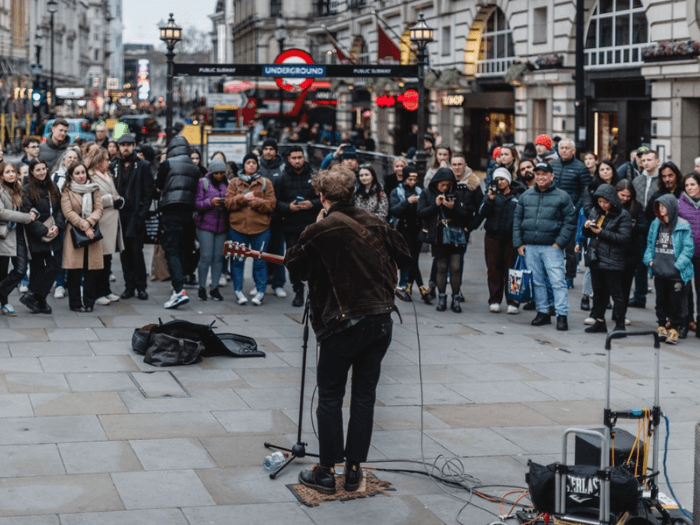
top-left (643, 194), bottom-right (695, 284)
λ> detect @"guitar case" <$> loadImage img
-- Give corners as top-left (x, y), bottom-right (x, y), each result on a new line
top-left (132, 319), bottom-right (265, 360)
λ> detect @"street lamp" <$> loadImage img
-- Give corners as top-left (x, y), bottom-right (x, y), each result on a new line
top-left (47, 0), bottom-right (58, 110)
top-left (410, 12), bottom-right (433, 186)
top-left (33, 32), bottom-right (43, 130)
top-left (160, 13), bottom-right (182, 144)
top-left (275, 18), bottom-right (287, 127)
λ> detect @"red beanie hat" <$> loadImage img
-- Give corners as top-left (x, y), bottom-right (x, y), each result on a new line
top-left (492, 146), bottom-right (502, 161)
top-left (535, 134), bottom-right (552, 150)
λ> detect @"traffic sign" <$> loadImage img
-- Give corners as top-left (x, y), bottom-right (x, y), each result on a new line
top-left (271, 49), bottom-right (317, 92)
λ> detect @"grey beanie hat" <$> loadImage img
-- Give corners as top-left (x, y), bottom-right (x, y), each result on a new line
top-left (208, 157), bottom-right (228, 174)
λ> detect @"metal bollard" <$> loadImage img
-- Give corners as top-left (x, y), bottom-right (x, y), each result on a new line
top-left (695, 422), bottom-right (699, 525)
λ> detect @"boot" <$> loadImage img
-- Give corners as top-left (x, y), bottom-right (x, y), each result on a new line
top-left (531, 312), bottom-right (551, 326)
top-left (436, 293), bottom-right (447, 312)
top-left (556, 315), bottom-right (568, 331)
top-left (298, 464), bottom-right (336, 494)
top-left (584, 320), bottom-right (607, 333)
top-left (580, 295), bottom-right (590, 311)
top-left (344, 461), bottom-right (362, 492)
top-left (427, 286), bottom-right (436, 300)
top-left (419, 285), bottom-right (432, 305)
top-left (406, 283), bottom-right (412, 295)
top-left (451, 294), bottom-right (462, 313)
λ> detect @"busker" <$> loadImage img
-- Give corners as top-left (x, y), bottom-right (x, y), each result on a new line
top-left (286, 166), bottom-right (411, 495)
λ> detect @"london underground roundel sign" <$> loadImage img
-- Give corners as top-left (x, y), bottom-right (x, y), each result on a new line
top-left (273, 49), bottom-right (316, 92)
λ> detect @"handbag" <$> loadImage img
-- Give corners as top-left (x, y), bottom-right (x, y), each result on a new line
top-left (144, 332), bottom-right (205, 367)
top-left (71, 221), bottom-right (103, 249)
top-left (507, 255), bottom-right (534, 303)
top-left (40, 216), bottom-right (55, 243)
top-left (585, 242), bottom-right (599, 266)
top-left (440, 209), bottom-right (467, 247)
top-left (0, 223), bottom-right (8, 239)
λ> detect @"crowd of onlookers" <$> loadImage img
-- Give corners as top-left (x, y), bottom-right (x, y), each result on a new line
top-left (1, 119), bottom-right (698, 346)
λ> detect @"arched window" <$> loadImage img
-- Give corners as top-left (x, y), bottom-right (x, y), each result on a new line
top-left (585, 0), bottom-right (648, 67)
top-left (477, 7), bottom-right (515, 76)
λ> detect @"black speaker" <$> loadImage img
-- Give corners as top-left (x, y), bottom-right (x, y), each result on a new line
top-left (574, 427), bottom-right (644, 472)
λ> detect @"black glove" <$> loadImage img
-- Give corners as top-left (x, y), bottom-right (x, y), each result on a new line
top-left (114, 197), bottom-right (125, 209)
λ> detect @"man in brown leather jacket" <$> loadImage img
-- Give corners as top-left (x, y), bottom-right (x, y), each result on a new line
top-left (285, 166), bottom-right (411, 495)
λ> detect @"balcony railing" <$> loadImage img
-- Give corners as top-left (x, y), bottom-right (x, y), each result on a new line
top-left (314, 0), bottom-right (337, 17)
top-left (476, 57), bottom-right (515, 76)
top-left (584, 43), bottom-right (646, 68)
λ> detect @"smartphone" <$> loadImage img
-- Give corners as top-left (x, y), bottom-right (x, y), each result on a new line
top-left (295, 196), bottom-right (304, 203)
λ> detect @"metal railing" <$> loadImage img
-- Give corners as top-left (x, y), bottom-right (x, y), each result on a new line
top-left (305, 143), bottom-right (398, 184)
top-left (476, 57), bottom-right (515, 76)
top-left (584, 43), bottom-right (646, 68)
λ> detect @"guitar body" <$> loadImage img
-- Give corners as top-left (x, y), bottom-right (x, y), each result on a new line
top-left (222, 240), bottom-right (285, 265)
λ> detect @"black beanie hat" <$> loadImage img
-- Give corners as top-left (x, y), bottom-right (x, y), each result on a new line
top-left (242, 153), bottom-right (259, 166)
top-left (262, 138), bottom-right (278, 151)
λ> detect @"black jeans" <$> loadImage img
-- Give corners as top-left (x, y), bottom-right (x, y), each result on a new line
top-left (29, 250), bottom-right (62, 299)
top-left (67, 249), bottom-right (98, 309)
top-left (160, 213), bottom-right (193, 293)
top-left (0, 236), bottom-right (28, 305)
top-left (283, 231), bottom-right (303, 293)
top-left (590, 268), bottom-right (625, 323)
top-left (121, 235), bottom-right (147, 292)
top-left (95, 254), bottom-right (113, 299)
top-left (316, 313), bottom-right (393, 465)
top-left (654, 276), bottom-right (688, 329)
top-left (564, 236), bottom-right (577, 281)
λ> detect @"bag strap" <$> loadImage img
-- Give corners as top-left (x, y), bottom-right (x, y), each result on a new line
top-left (515, 254), bottom-right (527, 270)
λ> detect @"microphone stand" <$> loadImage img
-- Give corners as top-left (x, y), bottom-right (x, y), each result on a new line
top-left (264, 296), bottom-right (318, 479)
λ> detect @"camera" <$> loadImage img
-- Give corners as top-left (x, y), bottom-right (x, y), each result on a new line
top-left (489, 181), bottom-right (500, 194)
top-left (441, 193), bottom-right (455, 199)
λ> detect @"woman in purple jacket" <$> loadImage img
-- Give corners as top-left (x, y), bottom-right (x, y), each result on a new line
top-left (678, 172), bottom-right (700, 337)
top-left (195, 158), bottom-right (229, 301)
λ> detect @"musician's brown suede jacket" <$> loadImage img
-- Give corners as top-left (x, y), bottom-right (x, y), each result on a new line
top-left (285, 202), bottom-right (411, 339)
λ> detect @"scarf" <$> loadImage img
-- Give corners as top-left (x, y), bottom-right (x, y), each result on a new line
top-left (238, 172), bottom-right (261, 184)
top-left (69, 181), bottom-right (100, 218)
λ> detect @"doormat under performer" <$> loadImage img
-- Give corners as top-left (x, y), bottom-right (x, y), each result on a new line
top-left (287, 470), bottom-right (394, 507)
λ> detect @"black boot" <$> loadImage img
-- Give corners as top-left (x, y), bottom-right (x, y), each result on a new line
top-left (198, 288), bottom-right (207, 301)
top-left (19, 292), bottom-right (41, 313)
top-left (585, 320), bottom-right (607, 333)
top-left (531, 312), bottom-right (551, 326)
top-left (678, 325), bottom-right (688, 339)
top-left (298, 465), bottom-right (336, 494)
top-left (292, 289), bottom-right (304, 307)
top-left (344, 461), bottom-right (362, 491)
top-left (436, 293), bottom-right (447, 312)
top-left (556, 315), bottom-right (568, 331)
top-left (523, 301), bottom-right (536, 310)
top-left (451, 294), bottom-right (462, 313)
top-left (580, 295), bottom-right (590, 311)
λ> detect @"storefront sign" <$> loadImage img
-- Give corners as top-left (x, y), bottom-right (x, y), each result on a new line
top-left (137, 59), bottom-right (150, 101)
top-left (397, 90), bottom-right (419, 111)
top-left (55, 87), bottom-right (86, 99)
top-left (442, 94), bottom-right (465, 107)
top-left (376, 94), bottom-right (395, 107)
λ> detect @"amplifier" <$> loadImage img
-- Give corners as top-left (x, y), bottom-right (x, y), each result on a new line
top-left (574, 427), bottom-right (644, 471)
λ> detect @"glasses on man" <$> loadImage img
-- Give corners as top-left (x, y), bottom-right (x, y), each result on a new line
top-left (28, 144), bottom-right (40, 148)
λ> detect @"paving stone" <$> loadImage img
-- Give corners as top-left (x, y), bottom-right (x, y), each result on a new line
top-left (309, 495), bottom-right (444, 524)
top-left (0, 444), bottom-right (65, 477)
top-left (372, 405), bottom-right (452, 431)
top-left (59, 509), bottom-right (189, 525)
top-left (38, 356), bottom-right (139, 374)
top-left (9, 342), bottom-right (93, 358)
top-left (369, 429), bottom-right (454, 460)
top-left (64, 373), bottom-right (139, 393)
top-left (0, 343), bottom-right (10, 358)
top-left (375, 383), bottom-right (471, 406)
top-left (426, 427), bottom-right (528, 457)
top-left (118, 388), bottom-right (247, 413)
top-left (0, 474), bottom-right (123, 517)
top-left (0, 416), bottom-right (107, 445)
top-left (111, 469), bottom-right (216, 509)
top-left (30, 392), bottom-right (128, 416)
top-left (195, 466), bottom-right (304, 504)
top-left (92, 327), bottom-right (140, 341)
top-left (5, 374), bottom-right (70, 394)
top-left (130, 371), bottom-right (187, 398)
top-left (233, 386), bottom-right (302, 410)
top-left (99, 412), bottom-right (228, 440)
top-left (0, 394), bottom-right (34, 418)
top-left (199, 434), bottom-right (294, 468)
top-left (426, 403), bottom-right (555, 428)
top-left (0, 358), bottom-right (43, 374)
top-left (0, 516), bottom-right (59, 525)
top-left (128, 438), bottom-right (216, 470)
top-left (0, 329), bottom-right (49, 342)
top-left (88, 341), bottom-right (133, 355)
top-left (45, 329), bottom-right (99, 342)
top-left (182, 503), bottom-right (315, 524)
top-left (445, 380), bottom-right (557, 403)
top-left (170, 368), bottom-right (247, 389)
top-left (58, 441), bottom-right (142, 474)
top-left (212, 408), bottom-right (298, 435)
top-left (44, 315), bottom-right (104, 328)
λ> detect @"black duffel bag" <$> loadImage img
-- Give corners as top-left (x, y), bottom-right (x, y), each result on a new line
top-left (144, 333), bottom-right (204, 367)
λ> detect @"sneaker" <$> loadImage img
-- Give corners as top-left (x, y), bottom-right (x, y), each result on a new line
top-left (657, 326), bottom-right (668, 342)
top-left (109, 273), bottom-right (116, 282)
top-left (507, 305), bottom-right (519, 315)
top-left (54, 286), bottom-right (65, 299)
top-left (1, 303), bottom-right (17, 317)
top-left (251, 292), bottom-right (264, 306)
top-left (164, 290), bottom-right (189, 309)
top-left (249, 287), bottom-right (258, 296)
top-left (666, 328), bottom-right (679, 345)
top-left (235, 290), bottom-right (248, 305)
top-left (198, 288), bottom-right (207, 301)
top-left (274, 287), bottom-right (287, 298)
top-left (566, 278), bottom-right (574, 289)
top-left (95, 296), bottom-right (111, 306)
top-left (219, 275), bottom-right (227, 287)
top-left (489, 303), bottom-right (501, 313)
top-left (106, 293), bottom-right (120, 302)
top-left (624, 318), bottom-right (631, 326)
top-left (18, 283), bottom-right (28, 293)
top-left (210, 287), bottom-right (223, 301)
top-left (584, 317), bottom-right (596, 325)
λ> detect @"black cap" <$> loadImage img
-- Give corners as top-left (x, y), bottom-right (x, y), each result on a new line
top-left (262, 138), bottom-right (278, 151)
top-left (117, 134), bottom-right (135, 144)
top-left (242, 153), bottom-right (259, 166)
top-left (534, 162), bottom-right (553, 173)
top-left (173, 122), bottom-right (185, 133)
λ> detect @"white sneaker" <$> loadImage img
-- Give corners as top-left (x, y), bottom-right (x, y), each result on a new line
top-left (625, 318), bottom-right (631, 326)
top-left (584, 317), bottom-right (596, 325)
top-left (219, 275), bottom-right (227, 287)
top-left (109, 273), bottom-right (116, 282)
top-left (19, 283), bottom-right (29, 293)
top-left (54, 286), bottom-right (65, 299)
top-left (489, 303), bottom-right (501, 313)
top-left (250, 287), bottom-right (258, 296)
top-left (251, 292), bottom-right (264, 306)
top-left (95, 296), bottom-right (111, 306)
top-left (106, 293), bottom-right (120, 302)
top-left (235, 290), bottom-right (248, 305)
top-left (274, 287), bottom-right (287, 298)
top-left (507, 305), bottom-right (519, 315)
top-left (164, 290), bottom-right (189, 309)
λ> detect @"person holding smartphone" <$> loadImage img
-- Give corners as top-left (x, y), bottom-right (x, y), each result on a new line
top-left (194, 158), bottom-right (230, 302)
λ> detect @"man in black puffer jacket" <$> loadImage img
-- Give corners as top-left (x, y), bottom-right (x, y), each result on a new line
top-left (156, 135), bottom-right (200, 309)
top-left (513, 162), bottom-right (576, 330)
top-left (550, 138), bottom-right (592, 285)
top-left (273, 145), bottom-right (320, 306)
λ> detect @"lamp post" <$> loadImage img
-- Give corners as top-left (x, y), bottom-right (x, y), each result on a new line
top-left (33, 33), bottom-right (43, 130)
top-left (410, 13), bottom-right (434, 186)
top-left (47, 0), bottom-right (57, 110)
top-left (275, 18), bottom-right (287, 127)
top-left (160, 13), bottom-right (182, 145)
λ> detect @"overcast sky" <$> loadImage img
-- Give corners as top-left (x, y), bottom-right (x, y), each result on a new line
top-left (122, 0), bottom-right (216, 47)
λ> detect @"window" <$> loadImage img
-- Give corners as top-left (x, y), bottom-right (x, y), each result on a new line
top-left (477, 8), bottom-right (515, 76)
top-left (533, 100), bottom-right (547, 137)
top-left (533, 7), bottom-right (547, 44)
top-left (585, 0), bottom-right (648, 68)
top-left (94, 49), bottom-right (99, 61)
top-left (270, 0), bottom-right (281, 17)
top-left (442, 26), bottom-right (451, 56)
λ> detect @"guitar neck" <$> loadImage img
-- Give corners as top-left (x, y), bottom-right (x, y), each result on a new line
top-left (248, 250), bottom-right (285, 266)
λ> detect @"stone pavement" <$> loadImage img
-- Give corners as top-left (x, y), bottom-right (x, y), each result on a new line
top-left (0, 233), bottom-right (696, 524)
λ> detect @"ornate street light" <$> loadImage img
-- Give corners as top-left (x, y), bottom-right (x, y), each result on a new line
top-left (160, 13), bottom-right (182, 144)
top-left (47, 0), bottom-right (58, 109)
top-left (275, 18), bottom-right (287, 126)
top-left (410, 13), bottom-right (434, 186)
